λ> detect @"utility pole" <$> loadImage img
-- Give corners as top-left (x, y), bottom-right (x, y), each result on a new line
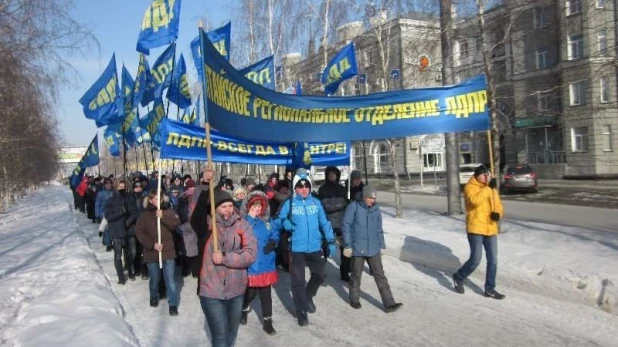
top-left (440, 0), bottom-right (462, 215)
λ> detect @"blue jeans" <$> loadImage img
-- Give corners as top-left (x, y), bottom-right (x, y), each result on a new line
top-left (456, 234), bottom-right (498, 291)
top-left (200, 295), bottom-right (244, 347)
top-left (147, 260), bottom-right (178, 307)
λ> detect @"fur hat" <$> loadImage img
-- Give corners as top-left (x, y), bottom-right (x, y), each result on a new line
top-left (240, 190), bottom-right (270, 221)
top-left (214, 190), bottom-right (234, 209)
top-left (233, 187), bottom-right (247, 201)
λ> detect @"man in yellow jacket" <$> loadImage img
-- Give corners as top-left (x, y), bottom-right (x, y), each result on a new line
top-left (453, 165), bottom-right (505, 300)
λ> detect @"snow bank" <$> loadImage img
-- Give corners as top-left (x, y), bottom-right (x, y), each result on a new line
top-left (0, 186), bottom-right (138, 346)
top-left (381, 207), bottom-right (618, 315)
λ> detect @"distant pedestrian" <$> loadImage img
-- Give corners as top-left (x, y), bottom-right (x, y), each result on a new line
top-left (453, 165), bottom-right (505, 300)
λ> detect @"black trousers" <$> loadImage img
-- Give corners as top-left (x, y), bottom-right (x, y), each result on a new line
top-left (334, 228), bottom-right (351, 277)
top-left (349, 255), bottom-right (395, 308)
top-left (112, 238), bottom-right (126, 280)
top-left (123, 236), bottom-right (136, 276)
top-left (290, 251), bottom-right (325, 314)
top-left (243, 286), bottom-right (273, 318)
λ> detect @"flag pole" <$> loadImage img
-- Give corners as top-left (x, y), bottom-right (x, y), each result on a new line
top-left (198, 20), bottom-right (218, 252)
top-left (156, 158), bottom-right (163, 269)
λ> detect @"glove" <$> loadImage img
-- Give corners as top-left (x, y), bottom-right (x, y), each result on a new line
top-left (97, 217), bottom-right (102, 223)
top-left (490, 212), bottom-right (501, 222)
top-left (99, 231), bottom-right (103, 238)
top-left (343, 248), bottom-right (353, 258)
top-left (282, 219), bottom-right (295, 232)
top-left (488, 178), bottom-right (497, 189)
top-left (327, 242), bottom-right (337, 259)
top-left (263, 240), bottom-right (277, 254)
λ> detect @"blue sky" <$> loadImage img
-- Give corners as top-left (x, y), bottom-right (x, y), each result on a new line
top-left (59, 0), bottom-right (230, 146)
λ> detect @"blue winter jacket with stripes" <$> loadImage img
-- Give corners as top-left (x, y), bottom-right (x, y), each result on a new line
top-left (277, 194), bottom-right (335, 253)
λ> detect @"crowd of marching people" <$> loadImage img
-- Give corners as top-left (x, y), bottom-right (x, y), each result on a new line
top-left (69, 166), bottom-right (402, 346)
top-left (70, 163), bottom-right (506, 346)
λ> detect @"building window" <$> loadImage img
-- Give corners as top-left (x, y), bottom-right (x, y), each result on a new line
top-left (571, 127), bottom-right (589, 152)
top-left (568, 34), bottom-right (584, 60)
top-left (423, 153), bottom-right (443, 169)
top-left (534, 7), bottom-right (549, 28)
top-left (459, 41), bottom-right (469, 58)
top-left (375, 143), bottom-right (390, 174)
top-left (600, 77), bottom-right (609, 103)
top-left (567, 0), bottom-right (582, 16)
top-left (597, 0), bottom-right (605, 8)
top-left (538, 92), bottom-right (552, 111)
top-left (602, 125), bottom-right (612, 151)
top-left (569, 81), bottom-right (585, 106)
top-left (353, 144), bottom-right (366, 172)
top-left (598, 29), bottom-right (607, 56)
top-left (536, 49), bottom-right (548, 69)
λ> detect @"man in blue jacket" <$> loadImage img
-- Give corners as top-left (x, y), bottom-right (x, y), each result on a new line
top-left (278, 169), bottom-right (336, 327)
top-left (342, 185), bottom-right (402, 313)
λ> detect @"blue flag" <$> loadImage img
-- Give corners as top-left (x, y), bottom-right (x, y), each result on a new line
top-left (292, 142), bottom-right (312, 169)
top-left (322, 42), bottom-right (358, 95)
top-left (133, 112), bottom-right (152, 144)
top-left (167, 53), bottom-right (192, 108)
top-left (143, 99), bottom-right (166, 149)
top-left (69, 135), bottom-right (100, 187)
top-left (133, 54), bottom-right (150, 108)
top-left (191, 22), bottom-right (231, 81)
top-left (141, 43), bottom-right (176, 106)
top-left (104, 124), bottom-right (123, 157)
top-left (121, 66), bottom-right (135, 114)
top-left (136, 0), bottom-right (182, 54)
top-left (79, 54), bottom-right (122, 127)
top-left (239, 56), bottom-right (275, 90)
top-left (295, 80), bottom-right (302, 95)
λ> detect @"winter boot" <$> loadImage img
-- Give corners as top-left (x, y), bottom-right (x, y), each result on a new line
top-left (262, 317), bottom-right (276, 335)
top-left (350, 302), bottom-right (362, 309)
top-left (484, 289), bottom-right (506, 300)
top-left (385, 303), bottom-right (403, 313)
top-left (453, 273), bottom-right (465, 294)
top-left (150, 298), bottom-right (159, 308)
top-left (118, 277), bottom-right (127, 285)
top-left (306, 297), bottom-right (316, 314)
top-left (106, 246), bottom-right (113, 252)
top-left (240, 307), bottom-right (251, 325)
top-left (297, 311), bottom-right (309, 327)
top-left (169, 306), bottom-right (179, 316)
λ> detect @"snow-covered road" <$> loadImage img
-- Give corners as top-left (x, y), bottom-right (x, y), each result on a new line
top-left (1, 184), bottom-right (617, 346)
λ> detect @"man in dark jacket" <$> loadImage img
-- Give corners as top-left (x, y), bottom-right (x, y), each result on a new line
top-left (345, 170), bottom-right (364, 202)
top-left (125, 180), bottom-right (144, 280)
top-left (104, 181), bottom-right (129, 285)
top-left (190, 166), bottom-right (215, 294)
top-left (318, 166), bottom-right (351, 282)
top-left (342, 186), bottom-right (402, 313)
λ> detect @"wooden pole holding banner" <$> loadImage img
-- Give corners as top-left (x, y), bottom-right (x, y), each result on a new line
top-left (198, 20), bottom-right (218, 252)
top-left (156, 158), bottom-right (163, 268)
top-left (487, 130), bottom-right (495, 176)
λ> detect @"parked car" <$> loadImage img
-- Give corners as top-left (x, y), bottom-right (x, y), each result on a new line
top-left (501, 164), bottom-right (538, 193)
top-left (459, 163), bottom-right (483, 186)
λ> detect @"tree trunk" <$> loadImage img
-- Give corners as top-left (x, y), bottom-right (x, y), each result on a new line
top-left (389, 140), bottom-right (403, 218)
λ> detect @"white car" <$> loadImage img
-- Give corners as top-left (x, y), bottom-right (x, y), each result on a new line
top-left (459, 163), bottom-right (483, 185)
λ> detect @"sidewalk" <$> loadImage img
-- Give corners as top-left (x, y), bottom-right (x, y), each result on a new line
top-left (539, 179), bottom-right (618, 190)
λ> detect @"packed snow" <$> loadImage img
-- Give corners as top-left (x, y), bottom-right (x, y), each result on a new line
top-left (1, 183), bottom-right (617, 346)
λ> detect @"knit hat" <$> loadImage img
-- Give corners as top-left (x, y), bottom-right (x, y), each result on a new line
top-left (244, 177), bottom-right (256, 187)
top-left (350, 170), bottom-right (362, 180)
top-left (362, 185), bottom-right (377, 199)
top-left (214, 190), bottom-right (234, 209)
top-left (132, 181), bottom-right (143, 189)
top-left (474, 165), bottom-right (489, 177)
top-left (184, 179), bottom-right (196, 189)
